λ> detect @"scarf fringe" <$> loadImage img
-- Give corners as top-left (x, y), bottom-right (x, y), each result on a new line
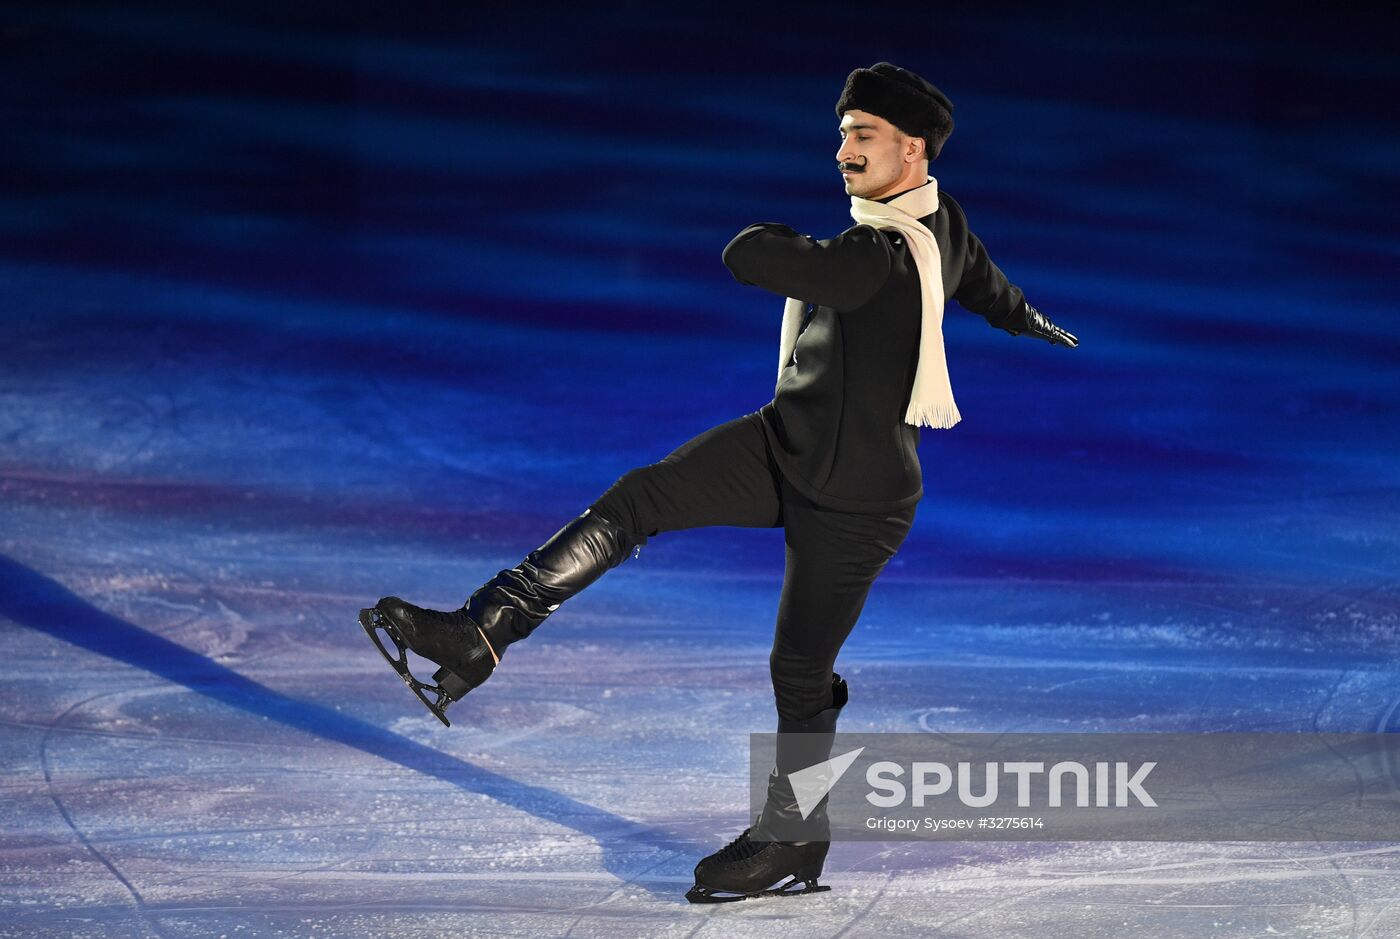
top-left (904, 399), bottom-right (962, 429)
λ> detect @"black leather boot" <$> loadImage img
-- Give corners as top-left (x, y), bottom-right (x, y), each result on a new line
top-left (464, 507), bottom-right (647, 655)
top-left (360, 509), bottom-right (645, 725)
top-left (687, 675), bottom-right (850, 902)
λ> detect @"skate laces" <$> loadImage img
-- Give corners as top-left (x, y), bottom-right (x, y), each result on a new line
top-left (714, 827), bottom-right (765, 863)
top-left (435, 607), bottom-right (477, 631)
top-left (418, 606), bottom-right (486, 644)
top-left (437, 606), bottom-right (498, 663)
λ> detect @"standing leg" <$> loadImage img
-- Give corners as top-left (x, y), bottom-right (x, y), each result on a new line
top-left (361, 412), bottom-right (783, 724)
top-left (761, 477), bottom-right (915, 836)
top-left (689, 477), bottom-right (916, 900)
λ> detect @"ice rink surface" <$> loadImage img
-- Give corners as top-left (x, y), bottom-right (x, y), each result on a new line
top-left (3, 3), bottom-right (1399, 936)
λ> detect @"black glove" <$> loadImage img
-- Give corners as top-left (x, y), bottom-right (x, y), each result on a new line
top-left (1004, 302), bottom-right (1078, 348)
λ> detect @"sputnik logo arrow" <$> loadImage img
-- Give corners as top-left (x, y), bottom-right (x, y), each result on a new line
top-left (789, 747), bottom-right (865, 819)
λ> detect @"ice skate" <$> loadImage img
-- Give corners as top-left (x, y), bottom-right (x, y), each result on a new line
top-left (687, 766), bottom-right (835, 903)
top-left (686, 822), bottom-right (832, 903)
top-left (360, 509), bottom-right (645, 726)
top-left (359, 597), bottom-right (497, 727)
top-left (688, 674), bottom-right (849, 902)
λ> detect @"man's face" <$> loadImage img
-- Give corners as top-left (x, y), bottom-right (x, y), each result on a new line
top-left (836, 109), bottom-right (922, 199)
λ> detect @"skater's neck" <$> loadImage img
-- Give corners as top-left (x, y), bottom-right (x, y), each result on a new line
top-left (872, 180), bottom-right (930, 204)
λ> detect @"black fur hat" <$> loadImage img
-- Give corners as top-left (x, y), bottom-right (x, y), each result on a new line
top-left (835, 62), bottom-right (955, 160)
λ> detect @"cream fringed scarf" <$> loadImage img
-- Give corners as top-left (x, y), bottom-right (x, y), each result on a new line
top-left (775, 176), bottom-right (960, 429)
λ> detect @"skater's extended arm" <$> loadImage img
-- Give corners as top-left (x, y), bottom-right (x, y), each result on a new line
top-left (722, 222), bottom-right (892, 311)
top-left (954, 227), bottom-right (1026, 332)
top-left (957, 228), bottom-right (1078, 348)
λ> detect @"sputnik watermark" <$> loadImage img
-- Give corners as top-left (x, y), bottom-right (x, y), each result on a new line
top-left (865, 759), bottom-right (1157, 807)
top-left (748, 733), bottom-right (1400, 842)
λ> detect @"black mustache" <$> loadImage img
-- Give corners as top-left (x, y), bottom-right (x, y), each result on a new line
top-left (837, 161), bottom-right (866, 173)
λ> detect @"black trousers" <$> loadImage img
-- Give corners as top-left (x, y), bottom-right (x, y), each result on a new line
top-left (588, 412), bottom-right (917, 723)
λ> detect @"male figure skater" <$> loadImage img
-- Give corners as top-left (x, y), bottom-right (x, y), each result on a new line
top-left (360, 62), bottom-right (1077, 902)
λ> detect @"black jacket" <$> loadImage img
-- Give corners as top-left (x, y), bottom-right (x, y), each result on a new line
top-left (722, 185), bottom-right (1030, 513)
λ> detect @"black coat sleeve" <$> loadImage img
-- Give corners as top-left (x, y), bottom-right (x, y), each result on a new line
top-left (954, 227), bottom-right (1029, 332)
top-left (721, 222), bottom-right (892, 312)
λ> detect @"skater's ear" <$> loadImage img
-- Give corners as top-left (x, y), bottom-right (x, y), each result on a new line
top-left (897, 130), bottom-right (927, 166)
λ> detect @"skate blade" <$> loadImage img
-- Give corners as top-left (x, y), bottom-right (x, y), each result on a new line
top-left (358, 607), bottom-right (466, 727)
top-left (685, 876), bottom-right (831, 904)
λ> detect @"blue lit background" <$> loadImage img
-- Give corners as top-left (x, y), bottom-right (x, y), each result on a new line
top-left (4, 3), bottom-right (1398, 934)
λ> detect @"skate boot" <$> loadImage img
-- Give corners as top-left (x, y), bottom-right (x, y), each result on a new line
top-left (686, 675), bottom-right (849, 903)
top-left (359, 599), bottom-right (497, 727)
top-left (361, 508), bottom-right (646, 726)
